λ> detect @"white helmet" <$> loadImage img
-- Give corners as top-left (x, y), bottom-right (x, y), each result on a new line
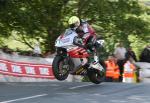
top-left (68, 16), bottom-right (80, 26)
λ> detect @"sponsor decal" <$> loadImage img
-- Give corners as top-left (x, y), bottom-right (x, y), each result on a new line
top-left (0, 63), bottom-right (8, 71)
top-left (12, 65), bottom-right (22, 73)
top-left (61, 38), bottom-right (70, 43)
top-left (25, 66), bottom-right (36, 74)
top-left (39, 67), bottom-right (49, 75)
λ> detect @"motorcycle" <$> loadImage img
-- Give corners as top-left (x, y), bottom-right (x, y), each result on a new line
top-left (52, 31), bottom-right (106, 84)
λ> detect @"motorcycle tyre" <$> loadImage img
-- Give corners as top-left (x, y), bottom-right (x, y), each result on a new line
top-left (87, 68), bottom-right (105, 84)
top-left (52, 56), bottom-right (69, 81)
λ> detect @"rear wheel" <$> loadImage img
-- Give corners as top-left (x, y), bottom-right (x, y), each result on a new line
top-left (87, 65), bottom-right (105, 84)
top-left (52, 56), bottom-right (69, 81)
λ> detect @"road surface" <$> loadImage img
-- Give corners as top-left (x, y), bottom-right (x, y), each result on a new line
top-left (0, 82), bottom-right (150, 103)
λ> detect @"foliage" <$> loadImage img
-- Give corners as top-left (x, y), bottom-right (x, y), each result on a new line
top-left (0, 0), bottom-right (149, 57)
top-left (0, 0), bottom-right (69, 51)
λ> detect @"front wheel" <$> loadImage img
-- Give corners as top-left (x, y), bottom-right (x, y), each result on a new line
top-left (87, 66), bottom-right (105, 84)
top-left (52, 56), bottom-right (70, 81)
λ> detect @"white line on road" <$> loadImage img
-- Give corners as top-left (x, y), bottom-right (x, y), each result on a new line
top-left (0, 94), bottom-right (48, 103)
top-left (69, 84), bottom-right (94, 89)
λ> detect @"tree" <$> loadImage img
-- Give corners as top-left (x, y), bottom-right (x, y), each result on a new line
top-left (0, 0), bottom-right (149, 56)
top-left (0, 0), bottom-right (69, 51)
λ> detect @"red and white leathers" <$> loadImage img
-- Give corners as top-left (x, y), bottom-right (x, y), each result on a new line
top-left (81, 21), bottom-right (97, 45)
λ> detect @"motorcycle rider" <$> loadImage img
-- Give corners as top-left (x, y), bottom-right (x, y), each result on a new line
top-left (53, 16), bottom-right (105, 83)
top-left (66, 16), bottom-right (97, 50)
top-left (63, 16), bottom-right (86, 49)
top-left (67, 16), bottom-right (101, 64)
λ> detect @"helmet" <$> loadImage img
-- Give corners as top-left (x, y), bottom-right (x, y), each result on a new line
top-left (68, 16), bottom-right (80, 26)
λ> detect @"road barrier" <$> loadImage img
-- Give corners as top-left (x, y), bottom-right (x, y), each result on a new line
top-left (0, 50), bottom-right (55, 82)
top-left (135, 62), bottom-right (150, 83)
top-left (0, 59), bottom-right (54, 79)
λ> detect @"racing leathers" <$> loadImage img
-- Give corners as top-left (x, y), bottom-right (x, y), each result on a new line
top-left (55, 23), bottom-right (99, 63)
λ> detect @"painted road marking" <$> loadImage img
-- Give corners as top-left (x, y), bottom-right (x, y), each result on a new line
top-left (69, 84), bottom-right (94, 89)
top-left (69, 82), bottom-right (104, 90)
top-left (0, 94), bottom-right (48, 103)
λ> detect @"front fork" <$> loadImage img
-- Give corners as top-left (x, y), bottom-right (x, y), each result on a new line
top-left (56, 47), bottom-right (71, 71)
top-left (87, 50), bottom-right (99, 63)
top-left (87, 50), bottom-right (105, 71)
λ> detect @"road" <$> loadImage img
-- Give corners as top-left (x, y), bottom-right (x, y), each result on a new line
top-left (0, 82), bottom-right (150, 103)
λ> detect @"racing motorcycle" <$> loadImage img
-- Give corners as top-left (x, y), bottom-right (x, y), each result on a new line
top-left (52, 30), bottom-right (106, 84)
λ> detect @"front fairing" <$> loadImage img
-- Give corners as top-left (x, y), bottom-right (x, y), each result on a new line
top-left (55, 29), bottom-right (78, 47)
